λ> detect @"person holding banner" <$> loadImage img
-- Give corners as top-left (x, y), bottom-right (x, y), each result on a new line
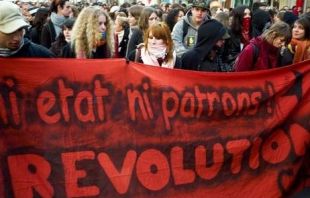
top-left (129, 22), bottom-right (179, 68)
top-left (0, 1), bottom-right (54, 58)
top-left (62, 6), bottom-right (114, 59)
top-left (234, 21), bottom-right (291, 71)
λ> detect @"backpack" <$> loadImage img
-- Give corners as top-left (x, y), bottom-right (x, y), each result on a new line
top-left (233, 43), bottom-right (259, 70)
top-left (250, 43), bottom-right (259, 66)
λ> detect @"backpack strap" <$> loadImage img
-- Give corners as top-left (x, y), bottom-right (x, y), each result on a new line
top-left (182, 21), bottom-right (189, 41)
top-left (251, 44), bottom-right (259, 66)
top-left (134, 48), bottom-right (141, 63)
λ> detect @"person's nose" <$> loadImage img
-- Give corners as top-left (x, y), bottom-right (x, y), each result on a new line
top-left (101, 24), bottom-right (106, 32)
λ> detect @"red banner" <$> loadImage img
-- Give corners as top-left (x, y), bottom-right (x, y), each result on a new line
top-left (0, 58), bottom-right (309, 198)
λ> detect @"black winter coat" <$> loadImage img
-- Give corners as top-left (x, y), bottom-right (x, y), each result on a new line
top-left (40, 20), bottom-right (56, 49)
top-left (181, 19), bottom-right (231, 72)
top-left (8, 38), bottom-right (55, 58)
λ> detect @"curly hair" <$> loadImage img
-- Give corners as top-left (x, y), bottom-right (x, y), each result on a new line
top-left (71, 6), bottom-right (114, 58)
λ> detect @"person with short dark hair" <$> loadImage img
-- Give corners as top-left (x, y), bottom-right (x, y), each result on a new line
top-left (50, 18), bottom-right (75, 57)
top-left (281, 17), bottom-right (310, 65)
top-left (0, 1), bottom-right (54, 58)
top-left (40, 0), bottom-right (72, 48)
top-left (171, 0), bottom-right (210, 57)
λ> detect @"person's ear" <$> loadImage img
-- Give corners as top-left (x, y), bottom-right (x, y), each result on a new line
top-left (57, 4), bottom-right (62, 12)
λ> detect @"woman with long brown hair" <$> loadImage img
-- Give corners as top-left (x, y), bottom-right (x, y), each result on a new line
top-left (126, 7), bottom-right (159, 59)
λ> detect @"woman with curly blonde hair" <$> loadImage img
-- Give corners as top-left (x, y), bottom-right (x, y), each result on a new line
top-left (62, 6), bottom-right (114, 58)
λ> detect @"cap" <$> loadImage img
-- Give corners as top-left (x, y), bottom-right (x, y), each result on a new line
top-left (0, 1), bottom-right (29, 34)
top-left (192, 0), bottom-right (208, 10)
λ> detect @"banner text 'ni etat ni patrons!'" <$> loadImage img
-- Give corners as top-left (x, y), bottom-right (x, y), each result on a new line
top-left (0, 59), bottom-right (309, 198)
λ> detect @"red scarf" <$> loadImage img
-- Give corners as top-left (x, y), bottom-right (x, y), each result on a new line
top-left (241, 17), bottom-right (251, 46)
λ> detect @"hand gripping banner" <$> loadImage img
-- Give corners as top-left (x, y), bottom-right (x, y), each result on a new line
top-left (0, 58), bottom-right (309, 198)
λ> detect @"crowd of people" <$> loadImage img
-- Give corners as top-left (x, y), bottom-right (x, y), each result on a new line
top-left (0, 0), bottom-right (309, 72)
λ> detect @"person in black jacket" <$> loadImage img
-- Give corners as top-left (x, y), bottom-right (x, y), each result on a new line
top-left (114, 16), bottom-right (130, 58)
top-left (181, 19), bottom-right (230, 72)
top-left (40, 0), bottom-right (72, 48)
top-left (0, 1), bottom-right (54, 58)
top-left (226, 6), bottom-right (257, 64)
top-left (29, 8), bottom-right (49, 45)
top-left (50, 18), bottom-right (75, 57)
top-left (126, 7), bottom-right (160, 59)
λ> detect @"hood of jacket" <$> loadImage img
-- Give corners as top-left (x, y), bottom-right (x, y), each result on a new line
top-left (194, 19), bottom-right (226, 59)
top-left (252, 9), bottom-right (271, 33)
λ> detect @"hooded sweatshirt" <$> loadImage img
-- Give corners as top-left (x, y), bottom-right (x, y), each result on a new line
top-left (180, 19), bottom-right (227, 71)
top-left (252, 9), bottom-right (271, 37)
top-left (172, 10), bottom-right (208, 57)
top-left (234, 36), bottom-right (279, 71)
